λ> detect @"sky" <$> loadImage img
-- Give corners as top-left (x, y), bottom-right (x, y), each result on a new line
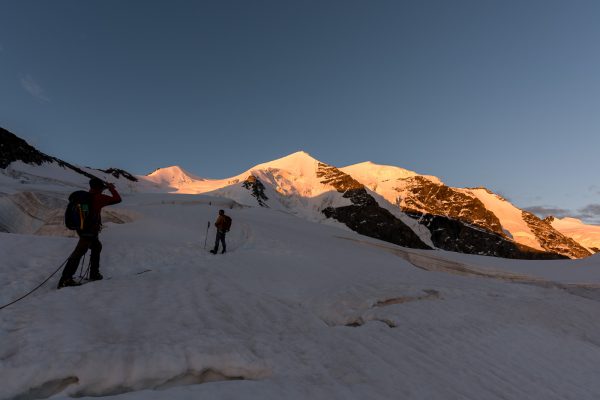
top-left (0, 0), bottom-right (599, 223)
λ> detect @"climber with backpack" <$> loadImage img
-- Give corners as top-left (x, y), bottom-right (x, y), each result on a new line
top-left (210, 209), bottom-right (231, 254)
top-left (58, 177), bottom-right (122, 288)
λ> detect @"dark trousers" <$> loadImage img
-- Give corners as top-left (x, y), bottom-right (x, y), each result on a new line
top-left (61, 235), bottom-right (102, 280)
top-left (213, 230), bottom-right (226, 253)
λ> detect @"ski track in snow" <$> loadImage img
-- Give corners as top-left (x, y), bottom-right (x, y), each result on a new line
top-left (1, 194), bottom-right (600, 399)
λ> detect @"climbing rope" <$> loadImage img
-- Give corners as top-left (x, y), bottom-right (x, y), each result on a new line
top-left (76, 253), bottom-right (90, 283)
top-left (0, 258), bottom-right (69, 311)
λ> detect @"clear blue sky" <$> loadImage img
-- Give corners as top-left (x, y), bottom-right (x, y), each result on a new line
top-left (1, 0), bottom-right (599, 223)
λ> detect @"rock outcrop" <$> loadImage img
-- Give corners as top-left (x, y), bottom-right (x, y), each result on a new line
top-left (242, 175), bottom-right (269, 207)
top-left (317, 163), bottom-right (431, 250)
top-left (1, 126), bottom-right (137, 183)
top-left (522, 211), bottom-right (592, 259)
top-left (399, 177), bottom-right (505, 235)
top-left (414, 212), bottom-right (566, 260)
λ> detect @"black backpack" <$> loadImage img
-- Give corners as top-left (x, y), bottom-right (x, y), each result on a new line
top-left (65, 191), bottom-right (93, 231)
top-left (222, 215), bottom-right (232, 231)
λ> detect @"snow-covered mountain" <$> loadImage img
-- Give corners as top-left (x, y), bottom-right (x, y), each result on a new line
top-left (341, 161), bottom-right (592, 259)
top-left (144, 153), bottom-right (549, 258)
top-left (1, 126), bottom-right (597, 259)
top-left (146, 151), bottom-right (433, 250)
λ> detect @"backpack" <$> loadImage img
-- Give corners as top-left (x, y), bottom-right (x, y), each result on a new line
top-left (222, 215), bottom-right (232, 231)
top-left (65, 191), bottom-right (93, 231)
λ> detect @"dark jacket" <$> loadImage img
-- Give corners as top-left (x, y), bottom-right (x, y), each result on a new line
top-left (83, 186), bottom-right (121, 235)
top-left (215, 215), bottom-right (227, 232)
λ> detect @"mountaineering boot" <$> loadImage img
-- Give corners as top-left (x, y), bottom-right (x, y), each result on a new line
top-left (89, 272), bottom-right (103, 281)
top-left (57, 278), bottom-right (82, 289)
top-left (210, 250), bottom-right (217, 254)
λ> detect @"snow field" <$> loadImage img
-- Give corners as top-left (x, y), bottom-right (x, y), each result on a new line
top-left (2, 193), bottom-right (600, 399)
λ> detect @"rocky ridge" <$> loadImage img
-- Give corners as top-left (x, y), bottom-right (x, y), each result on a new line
top-left (317, 162), bottom-right (431, 250)
top-left (1, 127), bottom-right (137, 183)
top-left (522, 212), bottom-right (591, 258)
top-left (242, 175), bottom-right (269, 207)
top-left (398, 176), bottom-right (505, 236)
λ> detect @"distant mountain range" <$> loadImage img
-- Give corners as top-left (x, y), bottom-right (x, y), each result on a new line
top-left (1, 126), bottom-right (598, 259)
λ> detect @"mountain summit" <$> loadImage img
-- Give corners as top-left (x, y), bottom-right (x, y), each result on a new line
top-left (250, 150), bottom-right (318, 175)
top-left (147, 166), bottom-right (205, 186)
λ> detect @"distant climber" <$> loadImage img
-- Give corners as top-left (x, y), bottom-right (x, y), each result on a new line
top-left (58, 178), bottom-right (122, 288)
top-left (210, 209), bottom-right (231, 254)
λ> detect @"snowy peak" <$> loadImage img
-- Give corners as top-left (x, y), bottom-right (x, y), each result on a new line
top-left (247, 150), bottom-right (320, 178)
top-left (146, 166), bottom-right (205, 186)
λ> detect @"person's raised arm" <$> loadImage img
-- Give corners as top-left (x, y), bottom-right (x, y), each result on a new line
top-left (98, 182), bottom-right (122, 206)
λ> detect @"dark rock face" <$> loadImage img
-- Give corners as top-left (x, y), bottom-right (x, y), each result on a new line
top-left (1, 127), bottom-right (53, 168)
top-left (522, 211), bottom-right (592, 259)
top-left (1, 126), bottom-right (96, 179)
top-left (317, 163), bottom-right (364, 193)
top-left (242, 175), bottom-right (269, 207)
top-left (398, 177), bottom-right (505, 236)
top-left (1, 126), bottom-right (97, 180)
top-left (413, 212), bottom-right (567, 260)
top-left (1, 126), bottom-right (137, 183)
top-left (317, 163), bottom-right (432, 250)
top-left (390, 176), bottom-right (590, 259)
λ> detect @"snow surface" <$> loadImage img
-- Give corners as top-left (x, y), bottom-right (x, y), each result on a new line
top-left (2, 186), bottom-right (600, 399)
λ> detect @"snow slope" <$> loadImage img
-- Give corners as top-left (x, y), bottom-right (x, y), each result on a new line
top-left (341, 161), bottom-right (442, 193)
top-left (551, 217), bottom-right (600, 252)
top-left (463, 188), bottom-right (543, 250)
top-left (2, 188), bottom-right (600, 399)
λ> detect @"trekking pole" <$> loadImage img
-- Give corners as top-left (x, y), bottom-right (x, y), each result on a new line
top-left (203, 221), bottom-right (210, 249)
